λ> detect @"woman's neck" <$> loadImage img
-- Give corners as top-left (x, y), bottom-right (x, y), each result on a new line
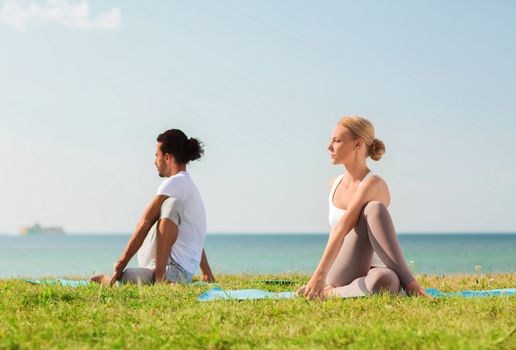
top-left (343, 161), bottom-right (370, 182)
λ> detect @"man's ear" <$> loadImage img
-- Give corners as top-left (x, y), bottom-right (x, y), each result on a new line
top-left (165, 153), bottom-right (176, 164)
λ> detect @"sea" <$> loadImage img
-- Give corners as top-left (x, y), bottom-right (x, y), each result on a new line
top-left (0, 233), bottom-right (515, 279)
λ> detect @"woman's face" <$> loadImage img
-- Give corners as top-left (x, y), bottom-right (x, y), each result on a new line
top-left (327, 125), bottom-right (360, 165)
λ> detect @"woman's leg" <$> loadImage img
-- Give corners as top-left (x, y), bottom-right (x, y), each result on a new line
top-left (326, 200), bottom-right (421, 296)
top-left (328, 267), bottom-right (400, 297)
top-left (325, 220), bottom-right (374, 287)
top-left (360, 201), bottom-right (415, 289)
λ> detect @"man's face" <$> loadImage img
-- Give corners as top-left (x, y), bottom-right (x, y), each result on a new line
top-left (154, 142), bottom-right (168, 177)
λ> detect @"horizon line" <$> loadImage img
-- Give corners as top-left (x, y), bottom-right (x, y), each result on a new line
top-left (1, 231), bottom-right (516, 236)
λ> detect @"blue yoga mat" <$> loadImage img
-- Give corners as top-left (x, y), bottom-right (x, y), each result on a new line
top-left (198, 287), bottom-right (296, 302)
top-left (23, 279), bottom-right (214, 287)
top-left (198, 287), bottom-right (516, 302)
top-left (24, 279), bottom-right (91, 287)
top-left (424, 288), bottom-right (516, 298)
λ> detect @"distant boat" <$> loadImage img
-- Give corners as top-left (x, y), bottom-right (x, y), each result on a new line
top-left (19, 223), bottom-right (65, 235)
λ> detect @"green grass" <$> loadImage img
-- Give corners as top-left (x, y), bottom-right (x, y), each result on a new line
top-left (1, 273), bottom-right (515, 349)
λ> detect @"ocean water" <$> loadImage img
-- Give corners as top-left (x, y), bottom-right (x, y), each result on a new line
top-left (0, 233), bottom-right (514, 279)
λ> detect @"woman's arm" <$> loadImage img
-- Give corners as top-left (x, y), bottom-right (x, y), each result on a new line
top-left (109, 195), bottom-right (169, 284)
top-left (301, 177), bottom-right (388, 299)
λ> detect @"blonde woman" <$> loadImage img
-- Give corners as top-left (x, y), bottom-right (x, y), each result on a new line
top-left (298, 117), bottom-right (431, 300)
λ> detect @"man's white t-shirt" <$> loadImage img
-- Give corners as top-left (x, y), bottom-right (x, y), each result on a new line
top-left (154, 171), bottom-right (207, 274)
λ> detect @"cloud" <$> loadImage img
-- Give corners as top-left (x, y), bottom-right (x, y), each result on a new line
top-left (0, 0), bottom-right (121, 31)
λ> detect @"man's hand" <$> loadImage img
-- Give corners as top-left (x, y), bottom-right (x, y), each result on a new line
top-left (153, 268), bottom-right (166, 283)
top-left (108, 260), bottom-right (126, 285)
top-left (199, 249), bottom-right (215, 282)
top-left (200, 272), bottom-right (216, 283)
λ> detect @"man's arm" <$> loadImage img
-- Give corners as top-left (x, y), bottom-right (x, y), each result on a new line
top-left (199, 249), bottom-right (215, 282)
top-left (109, 195), bottom-right (169, 284)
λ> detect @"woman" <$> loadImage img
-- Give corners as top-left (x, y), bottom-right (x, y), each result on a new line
top-left (297, 117), bottom-right (431, 299)
top-left (90, 129), bottom-right (214, 285)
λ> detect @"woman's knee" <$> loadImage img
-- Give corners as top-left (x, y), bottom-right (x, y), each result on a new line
top-left (325, 272), bottom-right (340, 287)
top-left (355, 201), bottom-right (387, 234)
top-left (363, 201), bottom-right (387, 218)
top-left (367, 268), bottom-right (400, 294)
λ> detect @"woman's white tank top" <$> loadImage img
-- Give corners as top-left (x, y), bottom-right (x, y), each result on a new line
top-left (328, 172), bottom-right (386, 268)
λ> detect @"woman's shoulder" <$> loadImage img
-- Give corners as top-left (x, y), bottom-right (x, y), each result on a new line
top-left (327, 174), bottom-right (343, 189)
top-left (362, 174), bottom-right (389, 191)
top-left (369, 173), bottom-right (385, 182)
top-left (361, 174), bottom-right (390, 206)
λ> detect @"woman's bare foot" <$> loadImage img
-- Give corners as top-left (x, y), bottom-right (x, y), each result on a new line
top-left (295, 285), bottom-right (307, 297)
top-left (324, 286), bottom-right (335, 298)
top-left (405, 280), bottom-right (434, 300)
top-left (89, 273), bottom-right (112, 285)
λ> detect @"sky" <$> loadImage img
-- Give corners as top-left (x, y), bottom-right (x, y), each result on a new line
top-left (0, 0), bottom-right (515, 234)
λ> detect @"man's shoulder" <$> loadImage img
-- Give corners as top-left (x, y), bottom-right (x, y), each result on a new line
top-left (162, 172), bottom-right (189, 185)
top-left (157, 173), bottom-right (189, 196)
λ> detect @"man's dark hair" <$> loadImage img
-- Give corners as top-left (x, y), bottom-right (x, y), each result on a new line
top-left (156, 129), bottom-right (204, 164)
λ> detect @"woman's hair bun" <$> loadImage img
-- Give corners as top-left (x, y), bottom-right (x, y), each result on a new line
top-left (369, 138), bottom-right (385, 161)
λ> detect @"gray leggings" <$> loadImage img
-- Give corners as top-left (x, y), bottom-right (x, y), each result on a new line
top-left (121, 258), bottom-right (194, 285)
top-left (326, 201), bottom-right (415, 297)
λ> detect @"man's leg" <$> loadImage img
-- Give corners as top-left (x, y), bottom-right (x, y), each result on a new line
top-left (137, 224), bottom-right (158, 269)
top-left (154, 197), bottom-right (181, 281)
top-left (90, 197), bottom-right (182, 285)
top-left (120, 267), bottom-right (155, 284)
top-left (89, 266), bottom-right (155, 285)
top-left (89, 273), bottom-right (111, 285)
top-left (154, 217), bottom-right (179, 282)
top-left (89, 225), bottom-right (157, 285)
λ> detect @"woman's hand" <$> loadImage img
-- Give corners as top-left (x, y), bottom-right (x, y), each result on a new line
top-left (299, 272), bottom-right (327, 300)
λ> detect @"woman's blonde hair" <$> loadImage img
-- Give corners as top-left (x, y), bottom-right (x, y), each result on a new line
top-left (338, 116), bottom-right (385, 161)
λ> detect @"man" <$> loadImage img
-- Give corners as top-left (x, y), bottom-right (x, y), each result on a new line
top-left (90, 129), bottom-right (214, 285)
